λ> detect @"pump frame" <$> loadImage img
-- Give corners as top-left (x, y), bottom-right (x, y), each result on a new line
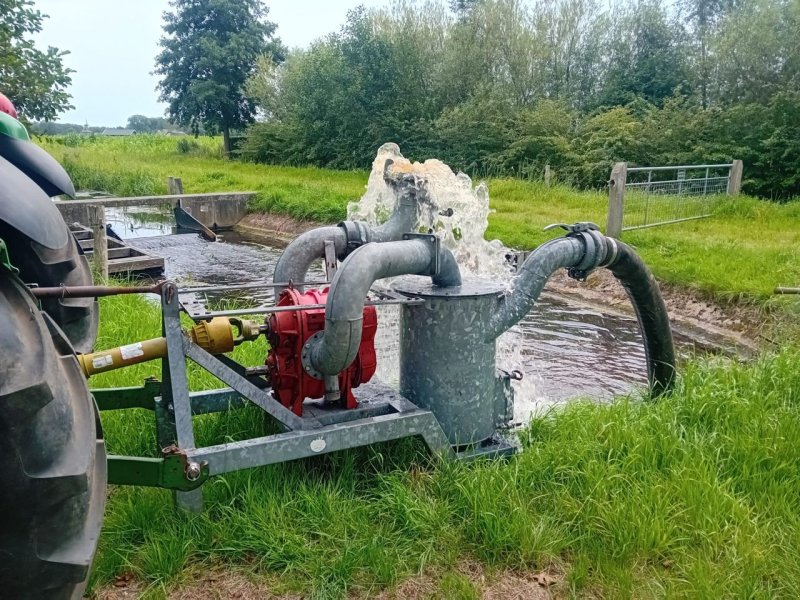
top-left (93, 280), bottom-right (515, 511)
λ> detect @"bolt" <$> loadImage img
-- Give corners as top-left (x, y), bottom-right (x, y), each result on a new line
top-left (185, 461), bottom-right (202, 481)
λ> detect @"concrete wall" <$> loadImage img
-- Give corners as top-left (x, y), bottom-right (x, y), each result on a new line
top-left (179, 194), bottom-right (251, 229)
top-left (55, 192), bottom-right (255, 230)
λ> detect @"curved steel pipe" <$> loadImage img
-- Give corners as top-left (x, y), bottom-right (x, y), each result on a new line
top-left (308, 239), bottom-right (461, 375)
top-left (272, 226), bottom-right (347, 291)
top-left (272, 159), bottom-right (423, 291)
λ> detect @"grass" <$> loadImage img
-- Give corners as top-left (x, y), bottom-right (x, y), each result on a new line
top-left (40, 135), bottom-right (800, 304)
top-left (88, 293), bottom-right (800, 598)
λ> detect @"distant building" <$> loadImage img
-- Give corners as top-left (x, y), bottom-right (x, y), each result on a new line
top-left (101, 128), bottom-right (137, 136)
top-left (158, 129), bottom-right (187, 136)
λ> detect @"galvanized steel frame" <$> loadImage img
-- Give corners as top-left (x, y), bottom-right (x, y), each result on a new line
top-left (94, 279), bottom-right (461, 512)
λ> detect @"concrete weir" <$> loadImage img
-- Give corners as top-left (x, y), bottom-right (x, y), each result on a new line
top-left (56, 191), bottom-right (256, 231)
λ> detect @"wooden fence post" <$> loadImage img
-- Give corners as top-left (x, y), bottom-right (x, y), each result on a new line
top-left (544, 164), bottom-right (551, 187)
top-left (606, 162), bottom-right (627, 239)
top-left (167, 176), bottom-right (184, 195)
top-left (727, 160), bottom-right (743, 195)
top-left (87, 204), bottom-right (108, 280)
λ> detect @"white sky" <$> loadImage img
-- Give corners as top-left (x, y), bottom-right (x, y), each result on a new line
top-left (34, 0), bottom-right (391, 126)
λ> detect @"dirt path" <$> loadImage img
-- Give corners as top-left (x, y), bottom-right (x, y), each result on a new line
top-left (96, 561), bottom-right (562, 599)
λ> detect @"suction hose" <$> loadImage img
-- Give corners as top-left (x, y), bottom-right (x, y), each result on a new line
top-left (487, 224), bottom-right (675, 396)
top-left (307, 238), bottom-right (461, 376)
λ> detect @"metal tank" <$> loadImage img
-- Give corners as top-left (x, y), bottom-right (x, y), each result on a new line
top-left (393, 276), bottom-right (510, 447)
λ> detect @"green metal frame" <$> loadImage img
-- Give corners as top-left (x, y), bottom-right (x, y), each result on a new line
top-left (107, 455), bottom-right (209, 492)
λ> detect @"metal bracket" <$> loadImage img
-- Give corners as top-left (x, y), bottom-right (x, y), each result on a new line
top-left (402, 233), bottom-right (440, 276)
top-left (106, 451), bottom-right (209, 491)
top-left (323, 239), bottom-right (338, 281)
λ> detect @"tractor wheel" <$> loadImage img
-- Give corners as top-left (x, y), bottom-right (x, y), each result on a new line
top-left (0, 272), bottom-right (106, 598)
top-left (0, 218), bottom-right (99, 353)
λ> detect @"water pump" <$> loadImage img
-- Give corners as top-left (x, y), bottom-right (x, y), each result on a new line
top-left (265, 287), bottom-right (378, 415)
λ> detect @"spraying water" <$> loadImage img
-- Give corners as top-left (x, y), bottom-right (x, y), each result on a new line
top-left (347, 144), bottom-right (544, 415)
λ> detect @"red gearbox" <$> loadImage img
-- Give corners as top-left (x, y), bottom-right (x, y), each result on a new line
top-left (266, 287), bottom-right (378, 416)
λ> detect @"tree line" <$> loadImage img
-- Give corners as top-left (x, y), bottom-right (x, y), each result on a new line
top-left (241, 0), bottom-right (800, 199)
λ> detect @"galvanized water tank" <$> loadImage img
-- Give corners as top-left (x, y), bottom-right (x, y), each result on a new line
top-left (393, 276), bottom-right (505, 446)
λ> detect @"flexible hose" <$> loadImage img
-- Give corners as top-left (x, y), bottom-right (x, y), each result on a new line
top-left (488, 232), bottom-right (675, 398)
top-left (604, 239), bottom-right (676, 396)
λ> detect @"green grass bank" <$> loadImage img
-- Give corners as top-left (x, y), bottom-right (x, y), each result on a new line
top-left (90, 293), bottom-right (800, 598)
top-left (41, 135), bottom-right (800, 304)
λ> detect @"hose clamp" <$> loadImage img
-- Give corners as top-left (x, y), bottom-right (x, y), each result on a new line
top-left (544, 222), bottom-right (606, 281)
top-left (338, 220), bottom-right (371, 255)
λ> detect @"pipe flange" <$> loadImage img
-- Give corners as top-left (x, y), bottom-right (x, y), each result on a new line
top-left (402, 233), bottom-right (440, 276)
top-left (338, 220), bottom-right (371, 255)
top-left (300, 330), bottom-right (325, 380)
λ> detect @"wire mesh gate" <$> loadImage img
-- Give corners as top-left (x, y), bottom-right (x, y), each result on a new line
top-left (605, 160), bottom-right (742, 238)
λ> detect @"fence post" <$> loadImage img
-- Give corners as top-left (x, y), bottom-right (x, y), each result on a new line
top-left (87, 204), bottom-right (108, 280)
top-left (544, 164), bottom-right (551, 187)
top-left (606, 162), bottom-right (627, 239)
top-left (167, 176), bottom-right (184, 195)
top-left (727, 160), bottom-right (742, 195)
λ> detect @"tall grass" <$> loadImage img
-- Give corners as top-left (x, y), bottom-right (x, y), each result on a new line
top-left (90, 293), bottom-right (800, 598)
top-left (41, 136), bottom-right (800, 304)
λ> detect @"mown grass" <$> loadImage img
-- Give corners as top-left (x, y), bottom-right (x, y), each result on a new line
top-left (90, 293), bottom-right (800, 598)
top-left (40, 135), bottom-right (800, 304)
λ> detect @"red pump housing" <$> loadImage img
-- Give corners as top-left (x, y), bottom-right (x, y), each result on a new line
top-left (266, 288), bottom-right (378, 416)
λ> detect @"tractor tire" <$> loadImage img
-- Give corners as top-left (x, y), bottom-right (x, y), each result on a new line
top-left (0, 218), bottom-right (98, 354)
top-left (0, 272), bottom-right (106, 598)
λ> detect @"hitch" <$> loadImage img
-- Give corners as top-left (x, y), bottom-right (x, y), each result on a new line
top-left (107, 448), bottom-right (209, 492)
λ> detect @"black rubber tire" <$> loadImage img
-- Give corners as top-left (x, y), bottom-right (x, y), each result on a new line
top-left (0, 272), bottom-right (106, 598)
top-left (0, 218), bottom-right (99, 354)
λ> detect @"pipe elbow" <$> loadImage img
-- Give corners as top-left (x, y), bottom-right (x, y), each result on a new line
top-left (273, 226), bottom-right (347, 291)
top-left (309, 238), bottom-right (460, 376)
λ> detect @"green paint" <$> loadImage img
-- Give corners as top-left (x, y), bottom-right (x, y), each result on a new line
top-left (92, 378), bottom-right (161, 411)
top-left (0, 239), bottom-right (19, 274)
top-left (0, 111), bottom-right (30, 141)
top-left (106, 454), bottom-right (208, 491)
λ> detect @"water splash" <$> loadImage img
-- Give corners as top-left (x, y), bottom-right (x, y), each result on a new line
top-left (348, 144), bottom-right (541, 415)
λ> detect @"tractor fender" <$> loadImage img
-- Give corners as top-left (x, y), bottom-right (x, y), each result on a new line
top-left (0, 135), bottom-right (75, 198)
top-left (0, 156), bottom-right (69, 250)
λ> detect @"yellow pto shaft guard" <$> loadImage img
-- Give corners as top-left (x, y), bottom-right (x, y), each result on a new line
top-left (78, 317), bottom-right (261, 377)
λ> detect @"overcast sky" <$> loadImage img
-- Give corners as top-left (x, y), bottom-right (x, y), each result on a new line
top-left (34, 0), bottom-right (391, 126)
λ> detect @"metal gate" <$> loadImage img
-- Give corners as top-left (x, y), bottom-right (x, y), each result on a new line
top-left (605, 160), bottom-right (742, 238)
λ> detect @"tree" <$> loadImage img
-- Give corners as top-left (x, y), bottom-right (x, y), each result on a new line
top-left (0, 0), bottom-right (73, 121)
top-left (126, 114), bottom-right (172, 133)
top-left (597, 2), bottom-right (690, 107)
top-left (155, 0), bottom-right (285, 154)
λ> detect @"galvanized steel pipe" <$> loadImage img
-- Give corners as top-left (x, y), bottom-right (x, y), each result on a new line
top-left (273, 159), bottom-right (424, 292)
top-left (308, 239), bottom-right (461, 375)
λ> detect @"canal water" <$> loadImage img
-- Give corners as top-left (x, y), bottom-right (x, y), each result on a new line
top-left (112, 210), bottom-right (697, 416)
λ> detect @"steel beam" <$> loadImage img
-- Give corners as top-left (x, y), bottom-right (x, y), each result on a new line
top-left (189, 409), bottom-right (454, 475)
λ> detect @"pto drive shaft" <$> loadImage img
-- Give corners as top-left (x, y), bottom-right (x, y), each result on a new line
top-left (77, 317), bottom-right (263, 377)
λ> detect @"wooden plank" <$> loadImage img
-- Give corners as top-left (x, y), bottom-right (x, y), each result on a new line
top-left (108, 256), bottom-right (164, 274)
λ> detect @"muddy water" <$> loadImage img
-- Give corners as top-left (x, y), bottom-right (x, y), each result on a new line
top-left (129, 230), bottom-right (699, 414)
